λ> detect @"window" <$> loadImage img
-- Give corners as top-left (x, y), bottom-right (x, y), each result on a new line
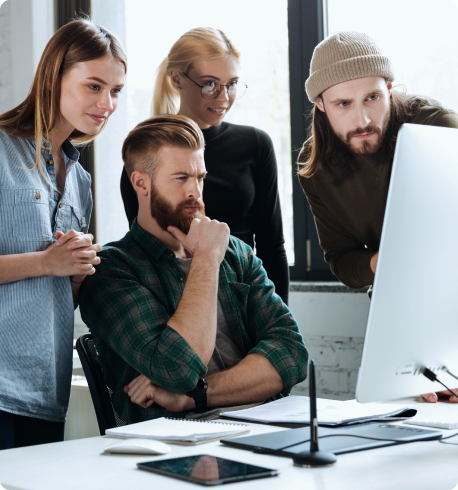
top-left (327, 0), bottom-right (458, 111)
top-left (125, 0), bottom-right (294, 262)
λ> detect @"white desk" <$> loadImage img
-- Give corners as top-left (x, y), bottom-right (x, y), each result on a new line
top-left (1, 398), bottom-right (458, 490)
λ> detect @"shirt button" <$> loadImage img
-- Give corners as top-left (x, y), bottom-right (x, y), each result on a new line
top-left (179, 277), bottom-right (184, 282)
top-left (80, 219), bottom-right (83, 226)
top-left (43, 142), bottom-right (50, 148)
top-left (48, 160), bottom-right (54, 166)
top-left (169, 253), bottom-right (174, 257)
top-left (35, 193), bottom-right (40, 200)
top-left (59, 203), bottom-right (63, 209)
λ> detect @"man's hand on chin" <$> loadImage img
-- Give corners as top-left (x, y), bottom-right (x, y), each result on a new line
top-left (421, 389), bottom-right (458, 403)
top-left (168, 217), bottom-right (230, 264)
top-left (124, 374), bottom-right (195, 412)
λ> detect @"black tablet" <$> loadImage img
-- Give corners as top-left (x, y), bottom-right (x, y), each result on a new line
top-left (137, 454), bottom-right (279, 486)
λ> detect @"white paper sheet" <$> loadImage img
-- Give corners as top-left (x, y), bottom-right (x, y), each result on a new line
top-left (221, 396), bottom-right (415, 425)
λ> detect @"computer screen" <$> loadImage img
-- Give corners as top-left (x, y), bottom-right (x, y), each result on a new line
top-left (356, 123), bottom-right (458, 403)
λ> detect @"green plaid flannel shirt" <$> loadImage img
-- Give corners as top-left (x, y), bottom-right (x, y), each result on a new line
top-left (79, 220), bottom-right (308, 424)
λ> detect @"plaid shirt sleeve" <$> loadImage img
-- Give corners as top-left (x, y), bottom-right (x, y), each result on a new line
top-left (241, 243), bottom-right (308, 393)
top-left (79, 248), bottom-right (207, 394)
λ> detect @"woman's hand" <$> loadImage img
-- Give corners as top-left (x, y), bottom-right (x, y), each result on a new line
top-left (40, 230), bottom-right (102, 277)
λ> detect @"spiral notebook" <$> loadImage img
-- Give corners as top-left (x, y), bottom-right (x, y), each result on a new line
top-left (105, 417), bottom-right (250, 445)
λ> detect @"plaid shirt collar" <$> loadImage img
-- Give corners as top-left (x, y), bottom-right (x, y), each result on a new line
top-left (130, 218), bottom-right (172, 262)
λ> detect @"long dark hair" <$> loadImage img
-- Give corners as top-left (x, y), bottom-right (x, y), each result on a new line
top-left (297, 90), bottom-right (428, 178)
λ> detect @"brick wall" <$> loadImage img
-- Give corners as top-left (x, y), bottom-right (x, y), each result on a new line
top-left (0, 1), bottom-right (12, 114)
top-left (291, 334), bottom-right (365, 400)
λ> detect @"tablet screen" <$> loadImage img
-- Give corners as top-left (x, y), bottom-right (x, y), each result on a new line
top-left (138, 455), bottom-right (278, 484)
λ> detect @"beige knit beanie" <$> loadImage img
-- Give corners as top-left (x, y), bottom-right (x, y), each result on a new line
top-left (305, 31), bottom-right (395, 103)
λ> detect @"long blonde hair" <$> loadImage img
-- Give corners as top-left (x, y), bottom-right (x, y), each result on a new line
top-left (151, 27), bottom-right (240, 116)
top-left (0, 19), bottom-right (127, 184)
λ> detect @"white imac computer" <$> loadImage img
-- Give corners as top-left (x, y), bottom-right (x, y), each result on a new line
top-left (356, 123), bottom-right (458, 403)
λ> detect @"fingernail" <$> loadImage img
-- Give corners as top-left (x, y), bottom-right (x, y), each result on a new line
top-left (72, 252), bottom-right (79, 257)
top-left (68, 244), bottom-right (75, 250)
top-left (428, 395), bottom-right (436, 402)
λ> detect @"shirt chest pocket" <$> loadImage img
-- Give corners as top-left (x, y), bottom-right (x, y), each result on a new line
top-left (68, 204), bottom-right (87, 234)
top-left (14, 189), bottom-right (53, 242)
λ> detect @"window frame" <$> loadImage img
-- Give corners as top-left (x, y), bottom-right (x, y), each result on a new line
top-left (55, 0), bottom-right (97, 238)
top-left (287, 0), bottom-right (335, 281)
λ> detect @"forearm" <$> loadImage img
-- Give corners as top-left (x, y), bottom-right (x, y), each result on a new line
top-left (0, 252), bottom-right (47, 285)
top-left (167, 255), bottom-right (219, 364)
top-left (71, 275), bottom-right (87, 302)
top-left (326, 247), bottom-right (375, 288)
top-left (205, 354), bottom-right (284, 408)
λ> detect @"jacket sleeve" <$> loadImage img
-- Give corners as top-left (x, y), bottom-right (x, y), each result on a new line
top-left (299, 174), bottom-right (375, 288)
top-left (241, 242), bottom-right (308, 393)
top-left (79, 249), bottom-right (207, 394)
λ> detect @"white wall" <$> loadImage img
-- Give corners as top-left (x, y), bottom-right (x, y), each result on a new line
top-left (0, 0), bottom-right (54, 114)
top-left (289, 292), bottom-right (370, 400)
top-left (90, 0), bottom-right (130, 245)
top-left (0, 1), bottom-right (12, 113)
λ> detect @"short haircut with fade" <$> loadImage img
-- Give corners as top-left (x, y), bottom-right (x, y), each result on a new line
top-left (122, 114), bottom-right (205, 180)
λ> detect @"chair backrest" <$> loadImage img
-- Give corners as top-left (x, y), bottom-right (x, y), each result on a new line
top-left (75, 333), bottom-right (126, 435)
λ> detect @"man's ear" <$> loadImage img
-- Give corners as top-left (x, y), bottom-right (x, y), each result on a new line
top-left (131, 170), bottom-right (149, 197)
top-left (170, 70), bottom-right (182, 91)
top-left (315, 96), bottom-right (325, 113)
top-left (387, 81), bottom-right (393, 96)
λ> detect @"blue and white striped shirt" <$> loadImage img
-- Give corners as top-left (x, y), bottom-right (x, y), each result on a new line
top-left (0, 129), bottom-right (92, 423)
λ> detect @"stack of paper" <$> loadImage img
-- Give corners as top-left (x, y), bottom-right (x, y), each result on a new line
top-left (105, 417), bottom-right (250, 445)
top-left (221, 396), bottom-right (416, 426)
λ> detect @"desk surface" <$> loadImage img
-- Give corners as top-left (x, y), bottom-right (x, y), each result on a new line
top-left (1, 397), bottom-right (458, 490)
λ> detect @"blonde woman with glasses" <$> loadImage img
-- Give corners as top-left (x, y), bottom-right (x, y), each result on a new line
top-left (120, 27), bottom-right (289, 304)
top-left (0, 19), bottom-right (126, 449)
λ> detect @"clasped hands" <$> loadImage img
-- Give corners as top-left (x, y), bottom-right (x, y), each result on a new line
top-left (42, 229), bottom-right (101, 281)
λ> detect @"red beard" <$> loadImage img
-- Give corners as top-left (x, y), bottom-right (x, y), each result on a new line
top-left (150, 183), bottom-right (206, 234)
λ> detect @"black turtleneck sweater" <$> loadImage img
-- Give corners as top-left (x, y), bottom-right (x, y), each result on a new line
top-left (120, 121), bottom-right (289, 304)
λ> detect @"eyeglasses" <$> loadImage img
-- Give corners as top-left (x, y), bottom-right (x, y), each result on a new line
top-left (183, 73), bottom-right (248, 100)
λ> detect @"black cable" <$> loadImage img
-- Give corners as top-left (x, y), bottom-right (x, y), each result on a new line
top-left (422, 368), bottom-right (458, 402)
top-left (439, 432), bottom-right (458, 441)
top-left (443, 367), bottom-right (458, 383)
top-left (273, 432), bottom-right (442, 451)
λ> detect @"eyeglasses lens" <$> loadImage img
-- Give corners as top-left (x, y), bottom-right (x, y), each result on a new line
top-left (201, 82), bottom-right (247, 100)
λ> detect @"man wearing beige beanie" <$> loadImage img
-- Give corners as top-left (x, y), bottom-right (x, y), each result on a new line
top-left (298, 31), bottom-right (458, 291)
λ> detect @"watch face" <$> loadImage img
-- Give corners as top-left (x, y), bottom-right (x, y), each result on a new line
top-left (187, 378), bottom-right (207, 396)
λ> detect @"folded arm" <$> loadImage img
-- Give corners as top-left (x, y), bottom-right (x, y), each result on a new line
top-left (125, 353), bottom-right (283, 411)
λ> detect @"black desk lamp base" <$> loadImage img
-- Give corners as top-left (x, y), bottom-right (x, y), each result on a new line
top-left (293, 449), bottom-right (337, 467)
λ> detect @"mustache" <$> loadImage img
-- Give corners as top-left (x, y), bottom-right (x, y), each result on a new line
top-left (178, 199), bottom-right (205, 211)
top-left (345, 124), bottom-right (383, 143)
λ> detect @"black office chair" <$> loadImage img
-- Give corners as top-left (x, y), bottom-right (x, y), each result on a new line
top-left (75, 333), bottom-right (126, 435)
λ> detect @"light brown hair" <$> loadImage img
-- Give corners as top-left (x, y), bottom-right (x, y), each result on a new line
top-left (297, 90), bottom-right (428, 178)
top-left (0, 19), bottom-right (127, 183)
top-left (122, 114), bottom-right (205, 179)
top-left (151, 27), bottom-right (240, 116)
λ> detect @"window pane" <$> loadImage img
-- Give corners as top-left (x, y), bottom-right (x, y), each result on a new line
top-left (327, 0), bottom-right (458, 110)
top-left (125, 0), bottom-right (294, 263)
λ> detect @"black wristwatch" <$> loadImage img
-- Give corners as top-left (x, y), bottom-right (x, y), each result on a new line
top-left (186, 378), bottom-right (208, 413)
